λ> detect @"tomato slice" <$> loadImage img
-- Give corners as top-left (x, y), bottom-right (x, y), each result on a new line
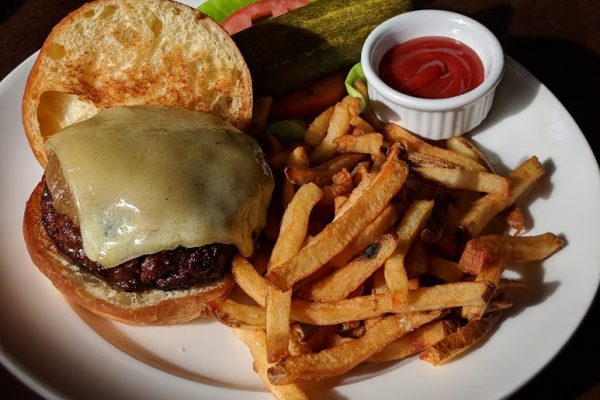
top-left (222, 0), bottom-right (309, 35)
top-left (270, 73), bottom-right (347, 120)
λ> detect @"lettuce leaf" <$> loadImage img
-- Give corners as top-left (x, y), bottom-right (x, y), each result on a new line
top-left (345, 62), bottom-right (367, 113)
top-left (197, 0), bottom-right (259, 23)
top-left (265, 119), bottom-right (307, 141)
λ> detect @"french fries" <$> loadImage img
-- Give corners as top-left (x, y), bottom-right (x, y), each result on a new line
top-left (385, 200), bottom-right (433, 305)
top-left (213, 96), bottom-right (563, 398)
top-left (420, 312), bottom-right (503, 366)
top-left (459, 156), bottom-right (545, 237)
top-left (301, 234), bottom-right (397, 302)
top-left (233, 328), bottom-right (308, 400)
top-left (267, 145), bottom-right (409, 291)
top-left (268, 311), bottom-right (441, 384)
top-left (414, 167), bottom-right (511, 195)
top-left (459, 232), bottom-right (565, 274)
top-left (369, 319), bottom-right (460, 362)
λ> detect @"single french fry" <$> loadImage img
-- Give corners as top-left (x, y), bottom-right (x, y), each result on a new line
top-left (211, 282), bottom-right (489, 327)
top-left (459, 156), bottom-right (545, 237)
top-left (232, 328), bottom-right (308, 400)
top-left (302, 234), bottom-right (398, 302)
top-left (269, 183), bottom-right (323, 269)
top-left (420, 312), bottom-right (503, 365)
top-left (385, 200), bottom-right (434, 305)
top-left (266, 285), bottom-right (292, 363)
top-left (268, 311), bottom-right (440, 384)
top-left (407, 151), bottom-right (466, 169)
top-left (334, 133), bottom-right (383, 156)
top-left (384, 123), bottom-right (486, 171)
top-left (266, 146), bottom-right (409, 291)
top-left (459, 232), bottom-right (564, 274)
top-left (446, 136), bottom-right (494, 172)
top-left (414, 167), bottom-right (511, 196)
top-left (232, 255), bottom-right (268, 307)
top-left (310, 103), bottom-right (352, 163)
top-left (369, 319), bottom-right (460, 362)
top-left (305, 106), bottom-right (334, 146)
top-left (290, 282), bottom-right (490, 325)
top-left (207, 299), bottom-right (266, 328)
top-left (427, 255), bottom-right (464, 283)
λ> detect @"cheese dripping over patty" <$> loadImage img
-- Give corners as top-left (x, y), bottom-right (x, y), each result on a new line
top-left (45, 105), bottom-right (273, 268)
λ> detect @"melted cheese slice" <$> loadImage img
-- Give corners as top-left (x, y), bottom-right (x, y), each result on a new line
top-left (45, 106), bottom-right (273, 268)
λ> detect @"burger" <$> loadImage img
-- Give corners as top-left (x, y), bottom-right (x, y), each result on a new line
top-left (24, 106), bottom-right (273, 325)
top-left (21, 0), bottom-right (272, 325)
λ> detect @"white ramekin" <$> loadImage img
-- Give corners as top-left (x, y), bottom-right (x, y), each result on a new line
top-left (361, 10), bottom-right (504, 140)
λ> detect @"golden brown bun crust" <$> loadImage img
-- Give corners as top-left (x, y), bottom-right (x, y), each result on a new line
top-left (23, 0), bottom-right (252, 167)
top-left (23, 181), bottom-right (234, 325)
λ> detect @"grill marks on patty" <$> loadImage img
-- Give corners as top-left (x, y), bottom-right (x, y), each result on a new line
top-left (40, 184), bottom-right (234, 292)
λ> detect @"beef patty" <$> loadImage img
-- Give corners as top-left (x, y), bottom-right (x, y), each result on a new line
top-left (40, 185), bottom-right (235, 292)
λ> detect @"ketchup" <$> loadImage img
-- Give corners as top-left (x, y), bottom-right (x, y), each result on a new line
top-left (378, 36), bottom-right (484, 99)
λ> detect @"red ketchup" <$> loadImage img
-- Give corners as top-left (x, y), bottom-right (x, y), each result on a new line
top-left (378, 36), bottom-right (484, 99)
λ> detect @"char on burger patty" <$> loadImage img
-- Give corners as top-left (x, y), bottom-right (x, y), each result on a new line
top-left (40, 184), bottom-right (235, 292)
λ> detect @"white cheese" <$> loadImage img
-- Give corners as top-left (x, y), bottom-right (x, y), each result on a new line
top-left (45, 105), bottom-right (273, 268)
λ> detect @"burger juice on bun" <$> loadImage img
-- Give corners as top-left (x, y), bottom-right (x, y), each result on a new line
top-left (24, 106), bottom-right (273, 325)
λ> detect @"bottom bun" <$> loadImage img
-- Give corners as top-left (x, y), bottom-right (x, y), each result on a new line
top-left (23, 181), bottom-right (234, 325)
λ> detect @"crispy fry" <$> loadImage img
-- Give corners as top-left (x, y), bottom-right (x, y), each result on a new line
top-left (207, 299), bottom-right (266, 328)
top-left (267, 146), bottom-right (409, 291)
top-left (369, 319), bottom-right (460, 362)
top-left (459, 233), bottom-right (564, 274)
top-left (302, 234), bottom-right (397, 302)
top-left (268, 312), bottom-right (440, 384)
top-left (266, 285), bottom-right (292, 362)
top-left (350, 161), bottom-right (372, 185)
top-left (330, 204), bottom-right (398, 268)
top-left (232, 328), bottom-right (308, 400)
top-left (420, 312), bottom-right (503, 366)
top-left (505, 205), bottom-right (526, 234)
top-left (334, 133), bottom-right (383, 156)
top-left (304, 106), bottom-right (334, 146)
top-left (384, 123), bottom-right (486, 171)
top-left (385, 200), bottom-right (434, 305)
top-left (232, 255), bottom-right (267, 307)
top-left (414, 167), bottom-right (511, 195)
top-left (446, 136), bottom-right (494, 171)
top-left (407, 151), bottom-right (465, 169)
top-left (310, 102), bottom-right (352, 163)
top-left (290, 282), bottom-right (490, 325)
top-left (269, 183), bottom-right (323, 269)
top-left (459, 156), bottom-right (545, 237)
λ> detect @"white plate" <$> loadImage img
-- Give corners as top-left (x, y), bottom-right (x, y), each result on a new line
top-left (1, 2), bottom-right (599, 399)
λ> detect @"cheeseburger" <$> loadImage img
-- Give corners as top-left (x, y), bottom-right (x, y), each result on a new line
top-left (21, 0), bottom-right (264, 325)
top-left (24, 106), bottom-right (273, 325)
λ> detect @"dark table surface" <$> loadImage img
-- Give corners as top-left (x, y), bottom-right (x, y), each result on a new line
top-left (1, 0), bottom-right (599, 399)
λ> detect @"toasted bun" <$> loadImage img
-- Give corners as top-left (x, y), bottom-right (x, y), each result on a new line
top-left (23, 0), bottom-right (252, 167)
top-left (23, 181), bottom-right (234, 325)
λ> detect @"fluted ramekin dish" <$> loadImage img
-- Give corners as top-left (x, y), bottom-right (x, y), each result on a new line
top-left (361, 10), bottom-right (504, 140)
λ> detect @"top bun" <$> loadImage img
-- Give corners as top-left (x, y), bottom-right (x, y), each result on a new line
top-left (23, 0), bottom-right (253, 167)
